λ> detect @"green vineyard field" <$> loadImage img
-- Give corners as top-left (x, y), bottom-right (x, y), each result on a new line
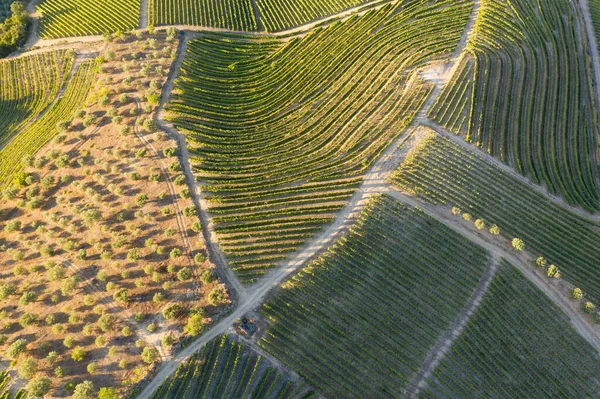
top-left (422, 261), bottom-right (600, 398)
top-left (429, 0), bottom-right (600, 211)
top-left (0, 59), bottom-right (96, 187)
top-left (391, 131), bottom-right (600, 301)
top-left (0, 50), bottom-right (72, 147)
top-left (37, 0), bottom-right (140, 38)
top-left (149, 0), bottom-right (257, 31)
top-left (151, 335), bottom-right (314, 398)
top-left (166, 0), bottom-right (473, 283)
top-left (258, 194), bottom-right (489, 398)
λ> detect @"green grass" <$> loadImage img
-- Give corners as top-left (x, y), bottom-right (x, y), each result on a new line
top-left (421, 261), bottom-right (600, 398)
top-left (391, 130), bottom-right (600, 301)
top-left (150, 335), bottom-right (313, 399)
top-left (428, 0), bottom-right (600, 211)
top-left (37, 0), bottom-right (140, 38)
top-left (167, 0), bottom-right (473, 283)
top-left (258, 194), bottom-right (489, 398)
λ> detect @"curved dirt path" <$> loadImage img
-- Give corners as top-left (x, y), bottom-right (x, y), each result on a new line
top-left (404, 254), bottom-right (500, 398)
top-left (385, 188), bottom-right (600, 353)
top-left (155, 33), bottom-right (246, 304)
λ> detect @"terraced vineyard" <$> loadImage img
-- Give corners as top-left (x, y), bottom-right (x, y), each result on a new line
top-left (149, 0), bottom-right (257, 31)
top-left (37, 0), bottom-right (140, 38)
top-left (428, 0), bottom-right (600, 211)
top-left (590, 0), bottom-right (600, 45)
top-left (0, 50), bottom-right (72, 147)
top-left (0, 60), bottom-right (96, 187)
top-left (258, 194), bottom-right (489, 398)
top-left (422, 261), bottom-right (600, 398)
top-left (151, 335), bottom-right (314, 398)
top-left (167, 0), bottom-right (473, 283)
top-left (391, 131), bottom-right (600, 301)
top-left (256, 0), bottom-right (375, 31)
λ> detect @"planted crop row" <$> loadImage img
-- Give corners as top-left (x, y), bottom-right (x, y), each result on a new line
top-left (391, 131), bottom-right (600, 301)
top-left (428, 0), bottom-right (600, 211)
top-left (37, 0), bottom-right (140, 39)
top-left (0, 50), bottom-right (72, 147)
top-left (167, 0), bottom-right (473, 283)
top-left (422, 261), bottom-right (600, 398)
top-left (150, 335), bottom-right (313, 398)
top-left (0, 60), bottom-right (96, 187)
top-left (257, 0), bottom-right (372, 32)
top-left (149, 0), bottom-right (257, 31)
top-left (258, 194), bottom-right (489, 398)
top-left (0, 370), bottom-right (26, 399)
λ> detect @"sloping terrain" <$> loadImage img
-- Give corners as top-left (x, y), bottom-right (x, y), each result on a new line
top-left (422, 261), bottom-right (600, 398)
top-left (258, 194), bottom-right (489, 398)
top-left (166, 0), bottom-right (473, 283)
top-left (429, 0), bottom-right (600, 211)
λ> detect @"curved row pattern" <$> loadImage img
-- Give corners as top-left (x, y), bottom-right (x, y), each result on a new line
top-left (0, 50), bottom-right (72, 148)
top-left (429, 0), bottom-right (600, 211)
top-left (0, 60), bottom-right (96, 187)
top-left (167, 0), bottom-right (474, 283)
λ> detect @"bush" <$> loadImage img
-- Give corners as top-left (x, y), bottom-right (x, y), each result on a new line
top-left (71, 347), bottom-right (86, 362)
top-left (474, 219), bottom-right (485, 230)
top-left (27, 377), bottom-right (52, 397)
top-left (184, 313), bottom-right (204, 336)
top-left (535, 257), bottom-right (547, 267)
top-left (177, 267), bottom-right (192, 281)
top-left (583, 301), bottom-right (595, 314)
top-left (72, 380), bottom-right (94, 399)
top-left (191, 221), bottom-right (202, 233)
top-left (6, 338), bottom-right (27, 359)
top-left (208, 288), bottom-right (225, 305)
top-left (83, 114), bottom-right (98, 127)
top-left (162, 303), bottom-right (183, 320)
top-left (183, 206), bottom-right (197, 217)
top-left (19, 312), bottom-right (37, 328)
top-left (572, 288), bottom-right (583, 300)
top-left (98, 314), bottom-right (116, 332)
top-left (511, 238), bottom-right (525, 251)
top-left (141, 346), bottom-right (159, 364)
top-left (0, 2), bottom-right (29, 58)
top-left (201, 270), bottom-right (216, 284)
top-left (18, 356), bottom-right (38, 379)
top-left (171, 248), bottom-right (183, 259)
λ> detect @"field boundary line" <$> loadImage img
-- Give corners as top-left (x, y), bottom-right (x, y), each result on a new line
top-left (403, 254), bottom-right (500, 398)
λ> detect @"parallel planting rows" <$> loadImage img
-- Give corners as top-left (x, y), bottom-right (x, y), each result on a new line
top-left (0, 371), bottom-right (25, 399)
top-left (167, 0), bottom-right (473, 283)
top-left (149, 0), bottom-right (257, 31)
top-left (256, 0), bottom-right (374, 32)
top-left (0, 60), bottom-right (96, 187)
top-left (258, 194), bottom-right (489, 398)
top-left (37, 0), bottom-right (140, 38)
top-left (151, 335), bottom-right (314, 398)
top-left (391, 131), bottom-right (600, 301)
top-left (0, 50), bottom-right (72, 147)
top-left (422, 262), bottom-right (600, 398)
top-left (429, 0), bottom-right (600, 211)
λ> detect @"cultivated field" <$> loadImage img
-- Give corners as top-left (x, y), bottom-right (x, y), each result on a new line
top-left (0, 51), bottom-right (72, 147)
top-left (149, 0), bottom-right (257, 31)
top-left (166, 0), bottom-right (473, 283)
top-left (391, 131), bottom-right (600, 302)
top-left (422, 261), bottom-right (600, 398)
top-left (2, 0), bottom-right (600, 397)
top-left (37, 0), bottom-right (140, 39)
top-left (258, 194), bottom-right (489, 398)
top-left (429, 0), bottom-right (600, 211)
top-left (151, 335), bottom-right (314, 398)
